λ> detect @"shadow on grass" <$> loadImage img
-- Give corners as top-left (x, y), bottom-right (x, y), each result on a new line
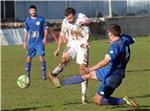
top-left (129, 94), bottom-right (150, 99)
top-left (63, 101), bottom-right (93, 106)
top-left (1, 105), bottom-right (54, 111)
top-left (126, 109), bottom-right (150, 111)
top-left (108, 105), bottom-right (150, 111)
top-left (126, 69), bottom-right (150, 73)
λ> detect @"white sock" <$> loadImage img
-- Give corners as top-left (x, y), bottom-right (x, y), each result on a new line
top-left (52, 64), bottom-right (65, 76)
top-left (81, 80), bottom-right (88, 96)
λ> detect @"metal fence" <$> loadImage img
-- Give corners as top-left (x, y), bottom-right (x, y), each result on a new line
top-left (1, 0), bottom-right (150, 22)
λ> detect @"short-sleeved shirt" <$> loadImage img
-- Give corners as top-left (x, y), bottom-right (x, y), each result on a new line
top-left (61, 13), bottom-right (90, 45)
top-left (24, 16), bottom-right (48, 46)
top-left (96, 34), bottom-right (135, 96)
top-left (96, 37), bottom-right (131, 80)
top-left (108, 38), bottom-right (130, 77)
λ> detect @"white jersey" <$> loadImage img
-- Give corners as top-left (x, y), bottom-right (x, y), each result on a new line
top-left (60, 13), bottom-right (90, 47)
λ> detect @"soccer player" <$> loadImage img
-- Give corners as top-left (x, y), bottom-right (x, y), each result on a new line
top-left (48, 7), bottom-right (91, 104)
top-left (24, 5), bottom-right (48, 81)
top-left (49, 24), bottom-right (139, 107)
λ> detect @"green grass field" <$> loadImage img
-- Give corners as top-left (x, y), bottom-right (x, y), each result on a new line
top-left (1, 36), bottom-right (150, 111)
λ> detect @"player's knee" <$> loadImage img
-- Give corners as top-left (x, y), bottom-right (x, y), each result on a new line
top-left (61, 57), bottom-right (69, 66)
top-left (83, 73), bottom-right (91, 79)
top-left (26, 57), bottom-right (32, 62)
top-left (39, 56), bottom-right (45, 62)
top-left (79, 64), bottom-right (87, 75)
top-left (93, 94), bottom-right (103, 106)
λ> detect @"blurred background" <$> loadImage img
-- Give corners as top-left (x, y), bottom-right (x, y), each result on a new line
top-left (1, 0), bottom-right (150, 21)
top-left (1, 0), bottom-right (150, 45)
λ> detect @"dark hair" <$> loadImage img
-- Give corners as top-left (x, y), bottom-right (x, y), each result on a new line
top-left (29, 5), bottom-right (37, 10)
top-left (64, 7), bottom-right (76, 16)
top-left (108, 24), bottom-right (121, 36)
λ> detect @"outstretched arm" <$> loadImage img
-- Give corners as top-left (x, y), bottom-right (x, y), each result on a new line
top-left (84, 54), bottom-right (111, 73)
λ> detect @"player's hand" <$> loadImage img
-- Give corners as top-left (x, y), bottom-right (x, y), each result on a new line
top-left (43, 38), bottom-right (47, 45)
top-left (54, 48), bottom-right (60, 56)
top-left (82, 67), bottom-right (90, 74)
top-left (23, 42), bottom-right (27, 49)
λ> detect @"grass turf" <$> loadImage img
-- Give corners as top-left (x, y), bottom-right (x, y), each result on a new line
top-left (1, 36), bottom-right (150, 111)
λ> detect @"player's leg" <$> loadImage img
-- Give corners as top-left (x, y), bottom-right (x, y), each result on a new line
top-left (77, 45), bottom-right (89, 104)
top-left (49, 65), bottom-right (102, 87)
top-left (49, 70), bottom-right (98, 89)
top-left (101, 75), bottom-right (125, 105)
top-left (79, 64), bottom-right (88, 104)
top-left (94, 83), bottom-right (125, 106)
top-left (50, 53), bottom-right (71, 77)
top-left (39, 56), bottom-right (46, 80)
top-left (59, 71), bottom-right (97, 85)
top-left (50, 47), bottom-right (73, 77)
top-left (36, 44), bottom-right (47, 80)
top-left (26, 56), bottom-right (32, 80)
top-left (94, 75), bottom-right (138, 107)
top-left (26, 46), bottom-right (36, 80)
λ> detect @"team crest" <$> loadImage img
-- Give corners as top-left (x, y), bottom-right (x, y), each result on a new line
top-left (110, 50), bottom-right (114, 54)
top-left (36, 21), bottom-right (40, 25)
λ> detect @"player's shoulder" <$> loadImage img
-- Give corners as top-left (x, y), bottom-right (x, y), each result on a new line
top-left (62, 18), bottom-right (68, 25)
top-left (25, 17), bottom-right (30, 22)
top-left (110, 41), bottom-right (120, 49)
top-left (77, 13), bottom-right (87, 19)
top-left (37, 16), bottom-right (45, 21)
top-left (111, 39), bottom-right (124, 51)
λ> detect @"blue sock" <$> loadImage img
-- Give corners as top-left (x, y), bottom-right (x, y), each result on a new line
top-left (41, 60), bottom-right (46, 80)
top-left (26, 62), bottom-right (31, 79)
top-left (62, 75), bottom-right (85, 85)
top-left (102, 96), bottom-right (125, 105)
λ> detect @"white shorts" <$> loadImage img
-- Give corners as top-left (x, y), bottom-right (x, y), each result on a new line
top-left (63, 41), bottom-right (89, 65)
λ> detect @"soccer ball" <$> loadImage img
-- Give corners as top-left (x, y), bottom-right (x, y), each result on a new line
top-left (17, 75), bottom-right (30, 89)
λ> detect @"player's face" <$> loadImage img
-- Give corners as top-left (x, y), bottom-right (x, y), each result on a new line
top-left (29, 8), bottom-right (37, 17)
top-left (65, 14), bottom-right (75, 23)
top-left (108, 30), bottom-right (113, 41)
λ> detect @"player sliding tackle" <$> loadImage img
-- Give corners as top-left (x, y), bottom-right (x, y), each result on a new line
top-left (48, 7), bottom-right (91, 104)
top-left (49, 24), bottom-right (139, 107)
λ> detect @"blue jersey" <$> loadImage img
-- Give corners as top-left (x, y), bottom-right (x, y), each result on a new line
top-left (24, 16), bottom-right (48, 46)
top-left (96, 34), bottom-right (135, 96)
top-left (106, 34), bottom-right (135, 78)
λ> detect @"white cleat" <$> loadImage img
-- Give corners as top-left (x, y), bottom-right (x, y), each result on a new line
top-left (81, 95), bottom-right (88, 104)
top-left (48, 72), bottom-right (62, 88)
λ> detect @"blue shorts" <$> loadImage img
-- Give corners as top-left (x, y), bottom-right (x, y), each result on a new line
top-left (96, 68), bottom-right (123, 97)
top-left (27, 44), bottom-right (45, 58)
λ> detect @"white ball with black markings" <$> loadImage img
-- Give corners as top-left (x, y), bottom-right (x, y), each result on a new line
top-left (17, 75), bottom-right (30, 89)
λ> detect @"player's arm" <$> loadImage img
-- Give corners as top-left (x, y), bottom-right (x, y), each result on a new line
top-left (23, 20), bottom-right (29, 49)
top-left (84, 43), bottom-right (119, 73)
top-left (78, 13), bottom-right (91, 26)
top-left (54, 20), bottom-right (66, 56)
top-left (24, 32), bottom-right (28, 49)
top-left (43, 29), bottom-right (48, 45)
top-left (54, 34), bottom-right (64, 56)
top-left (86, 54), bottom-right (110, 73)
top-left (43, 19), bottom-right (48, 45)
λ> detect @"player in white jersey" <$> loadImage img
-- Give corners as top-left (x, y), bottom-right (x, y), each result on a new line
top-left (48, 7), bottom-right (91, 104)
